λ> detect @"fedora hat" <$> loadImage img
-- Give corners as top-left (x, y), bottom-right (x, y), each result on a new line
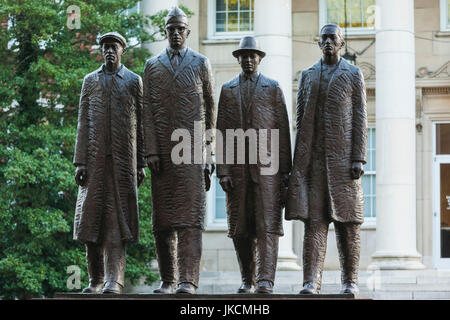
top-left (99, 32), bottom-right (127, 49)
top-left (232, 36), bottom-right (266, 58)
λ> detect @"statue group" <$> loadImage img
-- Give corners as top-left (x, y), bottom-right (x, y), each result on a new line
top-left (73, 7), bottom-right (367, 295)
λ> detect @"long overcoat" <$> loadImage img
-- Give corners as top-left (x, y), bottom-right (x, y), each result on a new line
top-left (143, 48), bottom-right (215, 232)
top-left (216, 74), bottom-right (292, 238)
top-left (286, 58), bottom-right (367, 224)
top-left (73, 65), bottom-right (146, 244)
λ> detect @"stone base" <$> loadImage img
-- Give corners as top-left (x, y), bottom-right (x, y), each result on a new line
top-left (369, 252), bottom-right (425, 270)
top-left (50, 293), bottom-right (370, 300)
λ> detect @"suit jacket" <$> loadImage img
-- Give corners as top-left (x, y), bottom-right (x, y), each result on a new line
top-left (216, 73), bottom-right (292, 237)
top-left (286, 58), bottom-right (367, 223)
top-left (142, 47), bottom-right (216, 231)
top-left (73, 65), bottom-right (145, 244)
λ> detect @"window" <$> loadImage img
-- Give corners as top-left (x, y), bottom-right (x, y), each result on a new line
top-left (206, 171), bottom-right (227, 229)
top-left (208, 0), bottom-right (254, 39)
top-left (440, 0), bottom-right (450, 32)
top-left (319, 0), bottom-right (375, 35)
top-left (363, 127), bottom-right (376, 219)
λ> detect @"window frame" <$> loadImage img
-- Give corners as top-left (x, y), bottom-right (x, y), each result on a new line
top-left (440, 0), bottom-right (450, 32)
top-left (363, 125), bottom-right (376, 224)
top-left (207, 0), bottom-right (255, 40)
top-left (319, 0), bottom-right (376, 36)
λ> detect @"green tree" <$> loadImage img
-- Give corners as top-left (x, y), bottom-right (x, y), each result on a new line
top-left (0, 0), bottom-right (191, 299)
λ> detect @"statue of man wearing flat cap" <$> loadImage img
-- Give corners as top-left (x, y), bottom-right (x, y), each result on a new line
top-left (73, 32), bottom-right (146, 294)
top-left (216, 36), bottom-right (292, 294)
top-left (142, 7), bottom-right (215, 294)
top-left (286, 24), bottom-right (367, 295)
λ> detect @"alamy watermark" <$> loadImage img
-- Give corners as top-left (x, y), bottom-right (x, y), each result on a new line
top-left (66, 265), bottom-right (81, 290)
top-left (171, 121), bottom-right (280, 176)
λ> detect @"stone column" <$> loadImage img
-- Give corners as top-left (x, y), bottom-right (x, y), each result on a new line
top-left (254, 0), bottom-right (300, 271)
top-left (369, 0), bottom-right (424, 270)
top-left (140, 0), bottom-right (178, 55)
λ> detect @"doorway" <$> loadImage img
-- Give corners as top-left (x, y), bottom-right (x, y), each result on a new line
top-left (433, 122), bottom-right (450, 269)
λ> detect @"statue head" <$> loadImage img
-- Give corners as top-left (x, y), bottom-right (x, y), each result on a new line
top-left (165, 6), bottom-right (190, 50)
top-left (232, 36), bottom-right (266, 75)
top-left (99, 32), bottom-right (126, 70)
top-left (318, 24), bottom-right (345, 58)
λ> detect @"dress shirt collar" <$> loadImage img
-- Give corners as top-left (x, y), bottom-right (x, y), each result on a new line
top-left (240, 71), bottom-right (259, 82)
top-left (167, 46), bottom-right (188, 59)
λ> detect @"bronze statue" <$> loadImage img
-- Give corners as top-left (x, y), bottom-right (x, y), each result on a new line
top-left (216, 36), bottom-right (292, 294)
top-left (286, 24), bottom-right (367, 295)
top-left (142, 7), bottom-right (215, 294)
top-left (73, 32), bottom-right (146, 294)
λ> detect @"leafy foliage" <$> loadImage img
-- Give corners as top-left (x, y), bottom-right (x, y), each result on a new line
top-left (0, 0), bottom-right (190, 299)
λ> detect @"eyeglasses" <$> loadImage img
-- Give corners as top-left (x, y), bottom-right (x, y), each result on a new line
top-left (166, 26), bottom-right (187, 34)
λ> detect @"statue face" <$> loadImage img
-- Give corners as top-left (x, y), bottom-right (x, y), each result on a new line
top-left (318, 26), bottom-right (344, 57)
top-left (102, 40), bottom-right (124, 66)
top-left (165, 22), bottom-right (190, 49)
top-left (238, 51), bottom-right (261, 74)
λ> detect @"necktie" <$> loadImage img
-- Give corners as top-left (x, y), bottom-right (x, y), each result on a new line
top-left (172, 51), bottom-right (179, 70)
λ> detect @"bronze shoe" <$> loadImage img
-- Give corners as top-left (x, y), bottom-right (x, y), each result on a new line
top-left (237, 283), bottom-right (255, 294)
top-left (299, 281), bottom-right (319, 294)
top-left (175, 282), bottom-right (197, 294)
top-left (340, 283), bottom-right (359, 295)
top-left (255, 280), bottom-right (273, 294)
top-left (153, 281), bottom-right (176, 294)
top-left (82, 281), bottom-right (104, 294)
top-left (102, 281), bottom-right (123, 294)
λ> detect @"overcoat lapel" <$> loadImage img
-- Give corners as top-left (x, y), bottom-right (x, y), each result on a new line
top-left (173, 49), bottom-right (197, 80)
top-left (326, 58), bottom-right (350, 96)
top-left (230, 77), bottom-right (243, 126)
top-left (158, 50), bottom-right (175, 75)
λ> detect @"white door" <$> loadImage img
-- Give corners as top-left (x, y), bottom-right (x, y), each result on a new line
top-left (432, 122), bottom-right (450, 269)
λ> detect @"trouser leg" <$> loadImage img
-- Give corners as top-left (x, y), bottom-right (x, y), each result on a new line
top-left (233, 236), bottom-right (256, 286)
top-left (103, 242), bottom-right (126, 286)
top-left (302, 220), bottom-right (329, 292)
top-left (85, 243), bottom-right (104, 286)
top-left (177, 227), bottom-right (202, 288)
top-left (154, 230), bottom-right (177, 285)
top-left (334, 222), bottom-right (361, 288)
top-left (101, 162), bottom-right (126, 287)
top-left (256, 233), bottom-right (279, 285)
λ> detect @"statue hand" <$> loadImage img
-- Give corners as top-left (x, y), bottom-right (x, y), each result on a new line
top-left (137, 167), bottom-right (146, 187)
top-left (147, 155), bottom-right (161, 174)
top-left (75, 165), bottom-right (88, 186)
top-left (204, 164), bottom-right (215, 192)
top-left (351, 161), bottom-right (364, 180)
top-left (219, 176), bottom-right (234, 193)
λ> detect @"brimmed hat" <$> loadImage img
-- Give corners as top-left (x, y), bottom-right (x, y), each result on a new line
top-left (232, 36), bottom-right (266, 58)
top-left (165, 6), bottom-right (189, 27)
top-left (99, 32), bottom-right (127, 49)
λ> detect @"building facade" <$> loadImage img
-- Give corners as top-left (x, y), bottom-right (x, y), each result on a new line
top-left (140, 0), bottom-right (450, 272)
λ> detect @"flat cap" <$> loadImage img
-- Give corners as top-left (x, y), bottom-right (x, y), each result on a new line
top-left (99, 32), bottom-right (127, 49)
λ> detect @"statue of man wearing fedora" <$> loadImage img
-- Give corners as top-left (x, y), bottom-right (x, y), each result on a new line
top-left (216, 36), bottom-right (292, 294)
top-left (73, 32), bottom-right (146, 294)
top-left (285, 24), bottom-right (367, 295)
top-left (142, 7), bottom-right (215, 294)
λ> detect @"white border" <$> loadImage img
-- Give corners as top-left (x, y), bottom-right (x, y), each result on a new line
top-left (318, 0), bottom-right (376, 36)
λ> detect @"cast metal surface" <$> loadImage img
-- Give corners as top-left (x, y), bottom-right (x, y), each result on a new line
top-left (73, 32), bottom-right (146, 294)
top-left (286, 24), bottom-right (367, 294)
top-left (142, 7), bottom-right (216, 294)
top-left (216, 36), bottom-right (292, 294)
